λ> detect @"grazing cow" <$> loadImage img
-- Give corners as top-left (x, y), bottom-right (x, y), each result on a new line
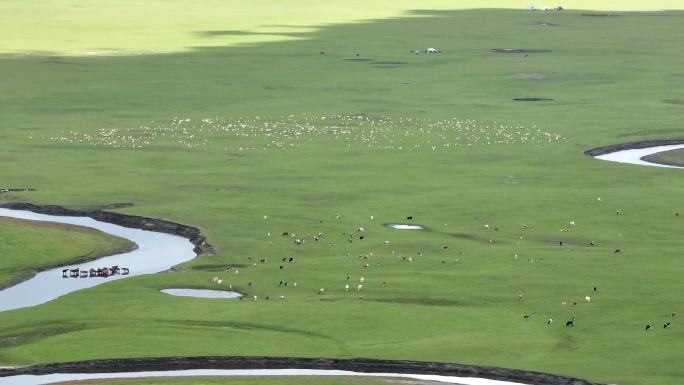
top-left (566, 315), bottom-right (576, 327)
top-left (585, 296), bottom-right (591, 303)
top-left (547, 318), bottom-right (554, 325)
top-left (318, 288), bottom-right (325, 295)
top-left (356, 296), bottom-right (366, 302)
top-left (282, 232), bottom-right (289, 237)
top-left (384, 240), bottom-right (390, 246)
top-left (521, 224), bottom-right (528, 229)
top-left (279, 295), bottom-right (285, 301)
top-left (357, 284), bottom-right (363, 291)
top-left (593, 286), bottom-right (597, 292)
top-left (569, 221), bottom-right (575, 227)
top-left (672, 313), bottom-right (677, 318)
top-left (523, 314), bottom-right (530, 320)
top-left (616, 210), bottom-right (622, 215)
top-left (359, 277), bottom-right (365, 283)
top-left (217, 279), bottom-right (222, 285)
top-left (483, 224), bottom-right (490, 230)
top-left (406, 216), bottom-right (413, 221)
top-left (293, 282), bottom-right (297, 287)
top-left (614, 249), bottom-right (621, 254)
top-left (518, 294), bottom-right (524, 301)
top-left (589, 240), bottom-right (596, 246)
top-left (345, 284), bottom-right (350, 292)
top-left (288, 257), bottom-right (294, 262)
top-left (425, 48), bottom-right (441, 54)
top-left (664, 322), bottom-right (671, 329)
top-left (279, 281), bottom-right (284, 287)
top-left (279, 265), bottom-right (284, 270)
top-left (253, 295), bottom-right (258, 301)
top-left (645, 324), bottom-right (653, 331)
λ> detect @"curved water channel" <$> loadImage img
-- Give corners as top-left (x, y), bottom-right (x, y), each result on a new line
top-left (593, 143), bottom-right (684, 169)
top-left (0, 368), bottom-right (523, 385)
top-left (0, 208), bottom-right (196, 312)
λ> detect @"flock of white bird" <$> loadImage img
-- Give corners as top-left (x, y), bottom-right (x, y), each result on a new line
top-left (41, 114), bottom-right (565, 152)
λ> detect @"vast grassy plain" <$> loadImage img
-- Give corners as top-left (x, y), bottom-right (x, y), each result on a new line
top-left (1, 2), bottom-right (684, 385)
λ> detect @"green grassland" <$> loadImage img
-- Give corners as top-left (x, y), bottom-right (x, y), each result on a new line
top-left (0, 217), bottom-right (135, 287)
top-left (1, 3), bottom-right (684, 385)
top-left (642, 148), bottom-right (684, 166)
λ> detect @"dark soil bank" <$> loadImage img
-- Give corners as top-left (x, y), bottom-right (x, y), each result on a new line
top-left (513, 98), bottom-right (554, 102)
top-left (0, 202), bottom-right (214, 255)
top-left (584, 139), bottom-right (684, 157)
top-left (0, 356), bottom-right (601, 385)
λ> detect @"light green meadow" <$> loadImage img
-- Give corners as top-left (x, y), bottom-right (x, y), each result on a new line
top-left (0, 3), bottom-right (683, 385)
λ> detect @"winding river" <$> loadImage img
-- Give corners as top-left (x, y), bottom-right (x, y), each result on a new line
top-left (593, 143), bottom-right (684, 169)
top-left (0, 208), bottom-right (196, 312)
top-left (0, 369), bottom-right (522, 385)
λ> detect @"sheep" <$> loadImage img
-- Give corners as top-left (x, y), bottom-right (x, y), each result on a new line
top-left (293, 282), bottom-right (298, 287)
top-left (483, 224), bottom-right (490, 230)
top-left (359, 277), bottom-right (365, 283)
top-left (253, 295), bottom-right (258, 301)
top-left (370, 215), bottom-right (374, 220)
top-left (521, 224), bottom-right (528, 229)
top-left (585, 296), bottom-right (591, 303)
top-left (212, 276), bottom-right (220, 283)
top-left (318, 288), bottom-right (325, 295)
top-left (384, 240), bottom-right (390, 246)
top-left (345, 284), bottom-right (350, 292)
top-left (357, 284), bottom-right (363, 291)
top-left (217, 279), bottom-right (222, 285)
top-left (358, 227), bottom-right (364, 232)
top-left (279, 295), bottom-right (286, 301)
top-left (569, 221), bottom-right (575, 227)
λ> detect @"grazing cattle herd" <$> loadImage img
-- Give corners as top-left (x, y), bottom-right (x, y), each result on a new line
top-left (62, 265), bottom-right (129, 278)
top-left (192, 203), bottom-right (678, 333)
